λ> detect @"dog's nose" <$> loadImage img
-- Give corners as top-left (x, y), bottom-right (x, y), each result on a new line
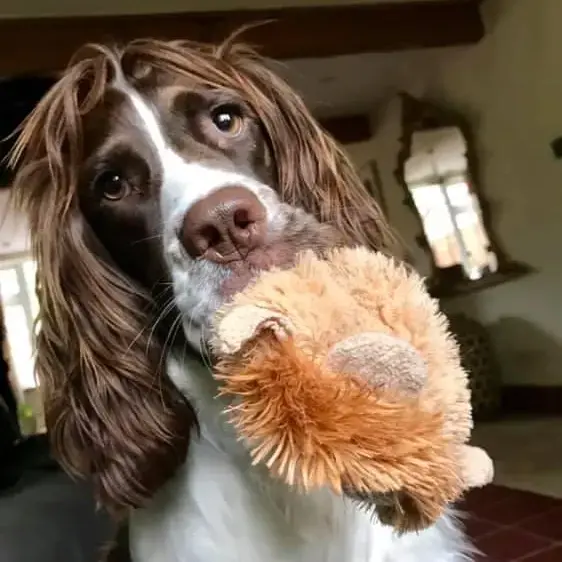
top-left (181, 186), bottom-right (267, 261)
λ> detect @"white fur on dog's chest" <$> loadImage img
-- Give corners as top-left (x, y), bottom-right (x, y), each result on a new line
top-left (129, 356), bottom-right (471, 562)
top-left (130, 438), bottom-right (394, 562)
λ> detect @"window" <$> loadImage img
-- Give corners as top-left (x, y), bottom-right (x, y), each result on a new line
top-left (410, 178), bottom-right (498, 280)
top-left (0, 255), bottom-right (38, 390)
top-left (397, 94), bottom-right (531, 296)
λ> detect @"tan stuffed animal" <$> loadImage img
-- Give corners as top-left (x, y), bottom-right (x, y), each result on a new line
top-left (210, 246), bottom-right (494, 533)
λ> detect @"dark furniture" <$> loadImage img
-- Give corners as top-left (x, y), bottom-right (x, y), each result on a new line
top-left (0, 432), bottom-right (116, 562)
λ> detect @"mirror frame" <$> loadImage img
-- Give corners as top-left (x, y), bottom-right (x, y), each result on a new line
top-left (394, 93), bottom-right (532, 297)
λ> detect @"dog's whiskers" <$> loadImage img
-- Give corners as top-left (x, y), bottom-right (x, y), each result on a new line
top-left (157, 311), bottom-right (184, 373)
top-left (132, 233), bottom-right (164, 246)
top-left (145, 296), bottom-right (179, 353)
top-left (199, 326), bottom-right (213, 374)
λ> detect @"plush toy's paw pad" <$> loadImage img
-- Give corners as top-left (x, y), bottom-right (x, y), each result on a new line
top-left (325, 332), bottom-right (427, 396)
top-left (460, 445), bottom-right (494, 489)
top-left (215, 305), bottom-right (294, 355)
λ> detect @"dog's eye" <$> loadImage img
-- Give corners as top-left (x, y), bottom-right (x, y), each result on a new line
top-left (210, 105), bottom-right (244, 136)
top-left (94, 171), bottom-right (132, 201)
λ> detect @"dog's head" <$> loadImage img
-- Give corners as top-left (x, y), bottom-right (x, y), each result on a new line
top-left (11, 38), bottom-right (394, 516)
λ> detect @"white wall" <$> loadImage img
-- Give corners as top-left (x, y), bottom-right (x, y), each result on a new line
top-left (0, 190), bottom-right (30, 257)
top-left (347, 0), bottom-right (562, 386)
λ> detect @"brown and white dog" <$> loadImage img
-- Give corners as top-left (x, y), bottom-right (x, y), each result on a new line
top-left (11, 38), bottom-right (473, 561)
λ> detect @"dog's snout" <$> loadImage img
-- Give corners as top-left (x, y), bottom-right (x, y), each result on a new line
top-left (181, 186), bottom-right (267, 262)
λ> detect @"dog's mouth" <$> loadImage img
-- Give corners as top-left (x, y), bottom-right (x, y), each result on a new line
top-left (218, 242), bottom-right (296, 297)
top-left (217, 227), bottom-right (345, 298)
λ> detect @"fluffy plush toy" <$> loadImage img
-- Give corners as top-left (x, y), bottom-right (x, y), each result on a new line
top-left (210, 247), bottom-right (494, 532)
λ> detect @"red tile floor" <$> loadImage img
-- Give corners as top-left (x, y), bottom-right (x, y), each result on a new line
top-left (460, 485), bottom-right (562, 561)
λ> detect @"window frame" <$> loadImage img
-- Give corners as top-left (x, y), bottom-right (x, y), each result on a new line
top-left (0, 251), bottom-right (38, 391)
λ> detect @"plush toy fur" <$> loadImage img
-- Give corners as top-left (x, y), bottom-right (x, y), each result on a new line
top-left (211, 247), bottom-right (494, 532)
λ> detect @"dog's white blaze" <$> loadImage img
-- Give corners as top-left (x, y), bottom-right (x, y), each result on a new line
top-left (122, 85), bottom-right (280, 351)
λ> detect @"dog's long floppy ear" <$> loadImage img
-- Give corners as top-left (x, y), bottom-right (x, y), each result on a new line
top-left (219, 42), bottom-right (398, 254)
top-left (9, 53), bottom-right (196, 518)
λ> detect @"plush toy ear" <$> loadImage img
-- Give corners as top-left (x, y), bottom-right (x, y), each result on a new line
top-left (325, 332), bottom-right (428, 397)
top-left (459, 444), bottom-right (495, 489)
top-left (213, 305), bottom-right (295, 356)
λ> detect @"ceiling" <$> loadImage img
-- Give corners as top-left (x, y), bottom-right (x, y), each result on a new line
top-left (0, 0), bottom-right (450, 19)
top-left (0, 0), bottom-right (472, 117)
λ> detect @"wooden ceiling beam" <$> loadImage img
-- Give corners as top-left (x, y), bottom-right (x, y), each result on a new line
top-left (0, 1), bottom-right (485, 75)
top-left (320, 114), bottom-right (372, 145)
